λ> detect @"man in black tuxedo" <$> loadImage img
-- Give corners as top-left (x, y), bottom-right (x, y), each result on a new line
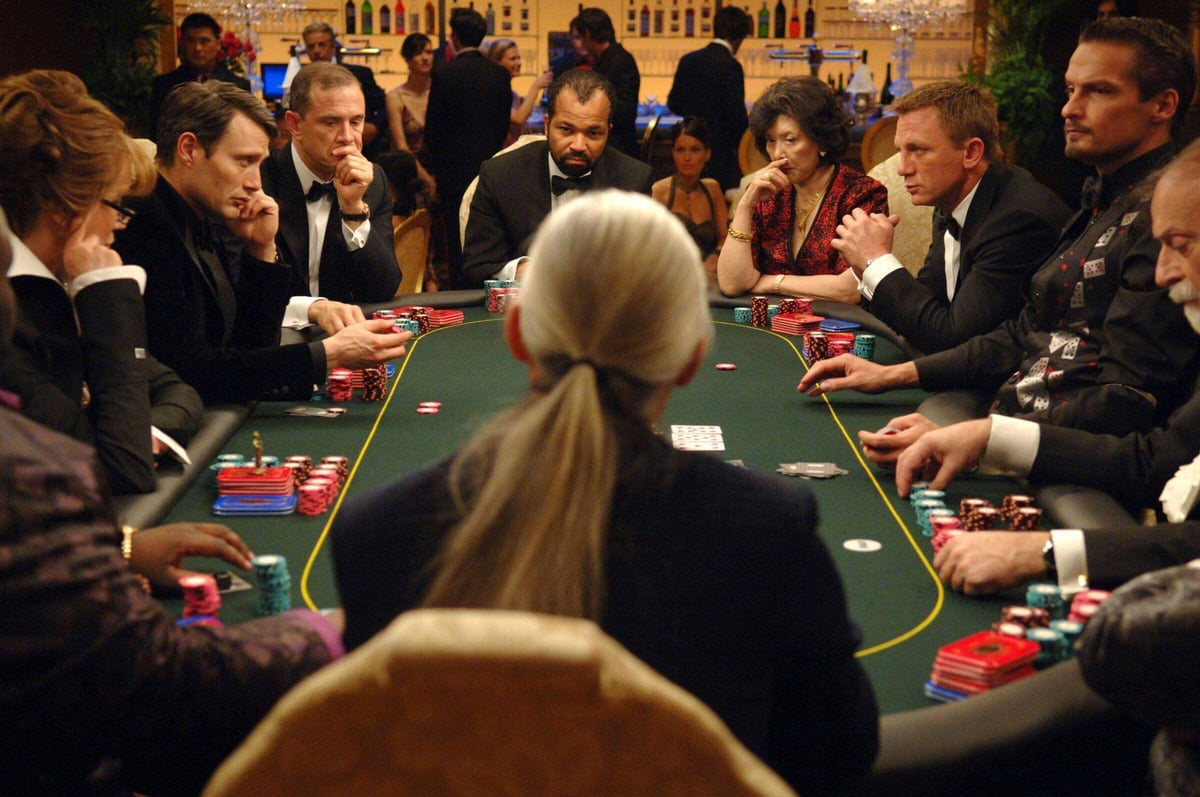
top-left (835, 81), bottom-right (1071, 355)
top-left (149, 13), bottom-right (252, 135)
top-left (570, 8), bottom-right (640, 159)
top-left (890, 138), bottom-right (1200, 597)
top-left (301, 22), bottom-right (388, 154)
top-left (426, 8), bottom-right (512, 287)
top-left (114, 81), bottom-right (410, 405)
top-left (667, 6), bottom-right (753, 191)
top-left (461, 69), bottom-right (654, 288)
top-left (261, 62), bottom-right (400, 306)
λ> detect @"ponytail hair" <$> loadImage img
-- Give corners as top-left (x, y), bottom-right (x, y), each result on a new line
top-left (423, 191), bottom-right (711, 619)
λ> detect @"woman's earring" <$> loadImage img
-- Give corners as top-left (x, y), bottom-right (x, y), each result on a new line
top-left (819, 151), bottom-right (827, 157)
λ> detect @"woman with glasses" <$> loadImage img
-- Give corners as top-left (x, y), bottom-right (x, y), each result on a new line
top-left (0, 69), bottom-right (202, 494)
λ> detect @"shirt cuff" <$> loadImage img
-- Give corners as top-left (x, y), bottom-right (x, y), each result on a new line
top-left (341, 217), bottom-right (370, 250)
top-left (1051, 528), bottom-right (1088, 596)
top-left (495, 257), bottom-right (525, 282)
top-left (981, 414), bottom-right (1040, 476)
top-left (859, 254), bottom-right (904, 301)
top-left (67, 265), bottom-right (146, 298)
top-left (284, 296), bottom-right (323, 329)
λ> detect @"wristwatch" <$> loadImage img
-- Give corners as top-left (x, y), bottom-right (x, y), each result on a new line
top-left (340, 207), bottom-right (370, 222)
top-left (1041, 537), bottom-right (1057, 575)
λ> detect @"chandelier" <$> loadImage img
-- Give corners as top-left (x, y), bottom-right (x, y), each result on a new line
top-left (848, 0), bottom-right (968, 98)
top-left (198, 0), bottom-right (308, 34)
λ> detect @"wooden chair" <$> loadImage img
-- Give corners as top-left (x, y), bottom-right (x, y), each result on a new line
top-left (391, 208), bottom-right (432, 296)
top-left (460, 134), bottom-right (546, 245)
top-left (202, 610), bottom-right (797, 797)
top-left (860, 114), bottom-right (899, 173)
top-left (867, 151), bottom-right (934, 277)
top-left (737, 128), bottom-right (768, 179)
top-left (640, 108), bottom-right (664, 163)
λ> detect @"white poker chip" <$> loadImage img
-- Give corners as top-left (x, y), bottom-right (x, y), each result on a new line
top-left (843, 539), bottom-right (882, 553)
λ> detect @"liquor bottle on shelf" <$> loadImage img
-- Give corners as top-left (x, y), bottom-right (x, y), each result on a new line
top-left (486, 2), bottom-right (495, 33)
top-left (670, 0), bottom-right (680, 35)
top-left (804, 0), bottom-right (814, 38)
top-left (424, 0), bottom-right (435, 34)
top-left (519, 0), bottom-right (529, 32)
top-left (773, 0), bottom-right (785, 39)
top-left (626, 0), bottom-right (636, 34)
top-left (396, 0), bottom-right (406, 33)
top-left (380, 3), bottom-right (391, 33)
top-left (361, 0), bottom-right (373, 34)
top-left (345, 0), bottom-right (357, 35)
top-left (410, 8), bottom-right (420, 33)
top-left (640, 2), bottom-right (650, 35)
top-left (788, 0), bottom-right (799, 38)
top-left (501, 0), bottom-right (512, 31)
top-left (757, 1), bottom-right (768, 38)
top-left (836, 70), bottom-right (844, 94)
top-left (685, 0), bottom-right (695, 37)
top-left (700, 0), bottom-right (711, 35)
top-left (880, 62), bottom-right (894, 106)
top-left (654, 0), bottom-right (665, 35)
top-left (827, 74), bottom-right (835, 90)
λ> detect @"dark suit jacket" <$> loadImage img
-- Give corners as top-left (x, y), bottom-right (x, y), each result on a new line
top-left (114, 176), bottom-right (324, 405)
top-left (1080, 522), bottom-right (1200, 589)
top-left (594, 42), bottom-right (641, 159)
top-left (668, 42), bottom-right (747, 190)
top-left (261, 144), bottom-right (401, 303)
top-left (149, 65), bottom-right (251, 136)
top-left (461, 140), bottom-right (655, 287)
top-left (425, 49), bottom-right (513, 204)
top-left (341, 62), bottom-right (389, 154)
top-left (868, 163), bottom-right (1071, 354)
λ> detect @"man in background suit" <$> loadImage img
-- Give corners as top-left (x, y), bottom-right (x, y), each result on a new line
top-left (570, 8), bottom-right (640, 159)
top-left (262, 62), bottom-right (400, 307)
top-left (149, 13), bottom-right (252, 135)
top-left (426, 8), bottom-right (512, 287)
top-left (836, 80), bottom-right (1070, 355)
top-left (302, 22), bottom-right (388, 154)
top-left (667, 6), bottom-right (753, 191)
top-left (114, 81), bottom-right (409, 405)
top-left (461, 69), bottom-right (654, 288)
top-left (890, 138), bottom-right (1200, 597)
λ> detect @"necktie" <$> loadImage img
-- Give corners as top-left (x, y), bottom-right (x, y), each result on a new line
top-left (1080, 176), bottom-right (1103, 211)
top-left (193, 222), bottom-right (237, 344)
top-left (936, 209), bottom-right (961, 240)
top-left (306, 181), bottom-right (336, 202)
top-left (551, 174), bottom-right (592, 196)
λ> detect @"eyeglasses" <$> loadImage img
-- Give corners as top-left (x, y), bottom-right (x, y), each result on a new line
top-left (101, 198), bottom-right (137, 225)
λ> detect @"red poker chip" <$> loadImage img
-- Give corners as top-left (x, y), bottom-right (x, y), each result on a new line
top-left (714, 363), bottom-right (737, 371)
top-left (418, 401), bottom-right (443, 408)
top-left (416, 406), bottom-right (440, 414)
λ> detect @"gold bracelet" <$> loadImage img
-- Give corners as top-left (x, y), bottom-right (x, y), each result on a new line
top-left (727, 225), bottom-right (753, 243)
top-left (121, 525), bottom-right (137, 560)
top-left (773, 274), bottom-right (785, 294)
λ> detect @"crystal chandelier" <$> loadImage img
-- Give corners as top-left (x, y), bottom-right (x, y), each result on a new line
top-left (848, 0), bottom-right (968, 98)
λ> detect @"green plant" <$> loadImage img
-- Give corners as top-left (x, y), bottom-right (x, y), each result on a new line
top-left (965, 0), bottom-right (1068, 166)
top-left (75, 0), bottom-right (171, 136)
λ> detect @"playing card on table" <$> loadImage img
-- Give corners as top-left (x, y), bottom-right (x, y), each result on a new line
top-left (671, 425), bottom-right (725, 451)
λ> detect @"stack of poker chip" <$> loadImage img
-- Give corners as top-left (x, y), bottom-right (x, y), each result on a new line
top-left (361, 365), bottom-right (388, 402)
top-left (1001, 604), bottom-right (1051, 629)
top-left (482, 279), bottom-right (500, 302)
top-left (913, 499), bottom-right (948, 533)
top-left (321, 455), bottom-right (349, 481)
top-left (804, 331), bottom-right (829, 362)
top-left (310, 463), bottom-right (342, 488)
top-left (922, 508), bottom-right (956, 538)
top-left (327, 368), bottom-right (354, 401)
top-left (854, 333), bottom-right (876, 361)
top-left (1026, 583), bottom-right (1066, 620)
top-left (412, 307), bottom-right (431, 335)
top-left (252, 554), bottom-right (292, 616)
top-left (778, 298), bottom-right (799, 314)
top-left (285, 455), bottom-right (312, 483)
top-left (396, 317), bottom-right (420, 336)
top-left (794, 297), bottom-right (813, 315)
top-left (927, 630), bottom-right (1040, 700)
top-left (963, 505), bottom-right (1001, 530)
top-left (486, 286), bottom-right (504, 312)
top-left (1000, 494), bottom-right (1035, 521)
top-left (733, 307), bottom-right (752, 325)
top-left (1068, 589), bottom-right (1112, 623)
top-left (1010, 507), bottom-right (1043, 530)
top-left (750, 296), bottom-right (769, 328)
top-left (179, 573), bottom-right (221, 618)
top-left (825, 332), bottom-right (856, 357)
top-left (372, 309), bottom-right (396, 321)
top-left (298, 482), bottom-right (330, 515)
top-left (930, 516), bottom-right (964, 553)
top-left (771, 313), bottom-right (823, 337)
top-left (960, 497), bottom-right (990, 517)
top-left (768, 304), bottom-right (781, 322)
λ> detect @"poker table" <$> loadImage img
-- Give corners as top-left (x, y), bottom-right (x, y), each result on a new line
top-left (149, 292), bottom-right (1150, 794)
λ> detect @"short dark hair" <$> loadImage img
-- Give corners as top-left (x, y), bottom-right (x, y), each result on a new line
top-left (288, 62), bottom-right (361, 117)
top-left (671, 116), bottom-right (712, 147)
top-left (401, 32), bottom-right (432, 60)
top-left (373, 149), bottom-right (422, 216)
top-left (450, 8), bottom-right (487, 48)
top-left (713, 6), bottom-right (752, 42)
top-left (570, 8), bottom-right (616, 45)
top-left (892, 80), bottom-right (1002, 162)
top-left (1079, 17), bottom-right (1195, 137)
top-left (180, 12), bottom-right (221, 38)
top-left (749, 76), bottom-right (852, 164)
top-left (546, 69), bottom-right (614, 121)
top-left (156, 81), bottom-right (277, 166)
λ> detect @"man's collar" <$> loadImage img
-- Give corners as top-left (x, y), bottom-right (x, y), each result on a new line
top-left (1100, 142), bottom-right (1177, 196)
top-left (548, 150), bottom-right (594, 182)
top-left (712, 39), bottom-right (733, 53)
top-left (290, 143), bottom-right (329, 194)
top-left (156, 173), bottom-right (207, 239)
top-left (455, 46), bottom-right (482, 56)
top-left (950, 175), bottom-right (982, 228)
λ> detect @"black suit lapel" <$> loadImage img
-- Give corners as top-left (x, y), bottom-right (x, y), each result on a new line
top-left (272, 145), bottom-right (311, 291)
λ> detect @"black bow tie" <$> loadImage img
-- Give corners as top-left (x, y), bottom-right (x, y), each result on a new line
top-left (551, 174), bottom-right (592, 196)
top-left (306, 181), bottom-right (336, 202)
top-left (1081, 176), bottom-right (1104, 211)
top-left (937, 209), bottom-right (962, 240)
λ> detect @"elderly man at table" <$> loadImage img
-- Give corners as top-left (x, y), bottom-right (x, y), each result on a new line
top-left (799, 18), bottom-right (1199, 444)
top-left (835, 80), bottom-right (1070, 354)
top-left (887, 137), bottom-right (1200, 598)
top-left (460, 69), bottom-right (653, 288)
top-left (262, 62), bottom-right (400, 308)
top-left (114, 81), bottom-right (411, 405)
top-left (667, 6), bottom-right (753, 191)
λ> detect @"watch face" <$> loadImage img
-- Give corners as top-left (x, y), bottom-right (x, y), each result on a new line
top-left (1042, 538), bottom-right (1056, 571)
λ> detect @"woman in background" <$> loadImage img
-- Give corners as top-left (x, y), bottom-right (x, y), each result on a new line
top-left (386, 33), bottom-right (437, 199)
top-left (485, 38), bottom-right (554, 148)
top-left (652, 117), bottom-right (728, 283)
